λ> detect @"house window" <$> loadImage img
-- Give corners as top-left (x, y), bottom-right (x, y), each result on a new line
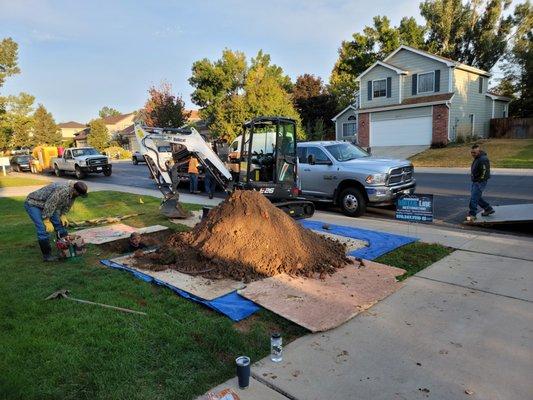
top-left (469, 114), bottom-right (475, 135)
top-left (373, 79), bottom-right (387, 98)
top-left (479, 77), bottom-right (484, 93)
top-left (342, 116), bottom-right (357, 137)
top-left (503, 106), bottom-right (507, 118)
top-left (418, 72), bottom-right (435, 93)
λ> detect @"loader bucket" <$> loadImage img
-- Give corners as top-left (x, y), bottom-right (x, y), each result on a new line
top-left (159, 195), bottom-right (192, 219)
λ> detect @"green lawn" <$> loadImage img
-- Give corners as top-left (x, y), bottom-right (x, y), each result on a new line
top-left (376, 242), bottom-right (452, 281)
top-left (0, 175), bottom-right (50, 187)
top-left (0, 191), bottom-right (452, 399)
top-left (410, 139), bottom-right (533, 168)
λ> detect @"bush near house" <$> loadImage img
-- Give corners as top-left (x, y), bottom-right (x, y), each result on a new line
top-left (104, 146), bottom-right (132, 160)
top-left (410, 139), bottom-right (533, 168)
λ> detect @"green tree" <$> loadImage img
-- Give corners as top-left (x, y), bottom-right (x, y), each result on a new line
top-left (142, 82), bottom-right (190, 127)
top-left (33, 104), bottom-right (62, 146)
top-left (189, 49), bottom-right (301, 140)
top-left (98, 106), bottom-right (121, 118)
top-left (87, 118), bottom-right (109, 151)
top-left (0, 37), bottom-right (20, 89)
top-left (494, 1), bottom-right (532, 116)
top-left (0, 93), bottom-right (34, 149)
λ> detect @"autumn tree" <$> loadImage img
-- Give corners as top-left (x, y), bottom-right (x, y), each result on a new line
top-left (87, 118), bottom-right (109, 151)
top-left (33, 104), bottom-right (62, 146)
top-left (142, 82), bottom-right (190, 128)
top-left (98, 106), bottom-right (121, 118)
top-left (293, 74), bottom-right (337, 139)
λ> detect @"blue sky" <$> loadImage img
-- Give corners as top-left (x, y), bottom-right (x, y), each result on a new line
top-left (0, 0), bottom-right (422, 123)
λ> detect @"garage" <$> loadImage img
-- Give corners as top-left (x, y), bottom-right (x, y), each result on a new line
top-left (370, 106), bottom-right (432, 146)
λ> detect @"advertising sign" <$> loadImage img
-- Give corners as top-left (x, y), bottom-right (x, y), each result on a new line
top-left (396, 194), bottom-right (434, 223)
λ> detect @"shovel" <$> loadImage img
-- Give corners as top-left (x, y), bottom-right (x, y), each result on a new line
top-left (45, 289), bottom-right (147, 316)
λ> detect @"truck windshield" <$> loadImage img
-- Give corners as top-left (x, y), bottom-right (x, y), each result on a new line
top-left (72, 148), bottom-right (100, 157)
top-left (325, 143), bottom-right (369, 161)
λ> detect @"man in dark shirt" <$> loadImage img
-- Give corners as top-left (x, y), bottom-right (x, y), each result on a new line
top-left (466, 144), bottom-right (494, 222)
top-left (25, 181), bottom-right (88, 261)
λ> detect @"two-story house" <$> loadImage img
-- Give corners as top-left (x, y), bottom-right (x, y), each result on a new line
top-left (58, 121), bottom-right (86, 142)
top-left (334, 45), bottom-right (511, 148)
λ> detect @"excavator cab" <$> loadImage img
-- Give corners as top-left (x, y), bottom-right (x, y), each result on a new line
top-left (238, 117), bottom-right (314, 218)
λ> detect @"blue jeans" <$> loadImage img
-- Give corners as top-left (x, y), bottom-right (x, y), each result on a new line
top-left (469, 181), bottom-right (491, 216)
top-left (189, 173), bottom-right (198, 193)
top-left (24, 202), bottom-right (67, 241)
top-left (204, 173), bottom-right (216, 196)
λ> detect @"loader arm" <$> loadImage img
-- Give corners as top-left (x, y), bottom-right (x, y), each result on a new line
top-left (134, 123), bottom-right (233, 198)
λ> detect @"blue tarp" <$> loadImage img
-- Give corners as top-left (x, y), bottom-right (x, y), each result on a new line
top-left (100, 259), bottom-right (260, 321)
top-left (301, 220), bottom-right (417, 260)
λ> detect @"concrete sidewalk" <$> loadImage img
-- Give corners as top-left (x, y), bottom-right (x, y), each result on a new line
top-left (415, 166), bottom-right (533, 176)
top-left (199, 213), bottom-right (533, 400)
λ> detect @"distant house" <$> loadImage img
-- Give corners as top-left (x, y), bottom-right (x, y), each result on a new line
top-left (333, 45), bottom-right (512, 148)
top-left (102, 113), bottom-right (136, 137)
top-left (58, 121), bottom-right (86, 142)
top-left (72, 128), bottom-right (90, 148)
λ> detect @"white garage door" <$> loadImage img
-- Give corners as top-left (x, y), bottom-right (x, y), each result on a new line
top-left (370, 115), bottom-right (432, 146)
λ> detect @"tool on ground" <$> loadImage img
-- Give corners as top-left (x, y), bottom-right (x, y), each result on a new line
top-left (69, 213), bottom-right (143, 228)
top-left (134, 117), bottom-right (315, 219)
top-left (45, 289), bottom-right (147, 315)
top-left (56, 235), bottom-right (86, 258)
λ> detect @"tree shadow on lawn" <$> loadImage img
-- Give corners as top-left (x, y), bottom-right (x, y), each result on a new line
top-left (0, 193), bottom-right (307, 400)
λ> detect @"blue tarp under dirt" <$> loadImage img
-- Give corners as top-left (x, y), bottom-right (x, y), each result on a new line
top-left (301, 220), bottom-right (417, 260)
top-left (100, 259), bottom-right (260, 321)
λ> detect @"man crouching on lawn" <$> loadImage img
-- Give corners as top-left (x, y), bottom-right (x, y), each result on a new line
top-left (466, 144), bottom-right (494, 223)
top-left (24, 181), bottom-right (88, 261)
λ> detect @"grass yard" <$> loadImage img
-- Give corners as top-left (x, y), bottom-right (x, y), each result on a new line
top-left (410, 139), bottom-right (533, 168)
top-left (0, 191), bottom-right (452, 399)
top-left (0, 175), bottom-right (50, 187)
top-left (376, 242), bottom-right (452, 281)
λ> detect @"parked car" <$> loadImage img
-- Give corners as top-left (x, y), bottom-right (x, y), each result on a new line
top-left (10, 154), bottom-right (32, 172)
top-left (132, 151), bottom-right (145, 164)
top-left (132, 146), bottom-right (172, 165)
top-left (52, 147), bottom-right (111, 179)
top-left (296, 141), bottom-right (416, 217)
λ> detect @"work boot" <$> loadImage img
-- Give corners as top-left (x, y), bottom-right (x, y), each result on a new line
top-left (38, 239), bottom-right (58, 262)
top-left (481, 208), bottom-right (495, 217)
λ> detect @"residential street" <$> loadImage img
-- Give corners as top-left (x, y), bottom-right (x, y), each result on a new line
top-left (39, 161), bottom-right (533, 233)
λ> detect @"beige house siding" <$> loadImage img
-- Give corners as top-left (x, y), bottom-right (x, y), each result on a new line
top-left (335, 108), bottom-right (358, 141)
top-left (360, 65), bottom-right (399, 109)
top-left (387, 49), bottom-right (450, 102)
top-left (450, 69), bottom-right (490, 139)
top-left (60, 127), bottom-right (82, 139)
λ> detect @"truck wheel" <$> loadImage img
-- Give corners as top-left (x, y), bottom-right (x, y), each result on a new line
top-left (132, 157), bottom-right (138, 165)
top-left (54, 164), bottom-right (62, 177)
top-left (339, 187), bottom-right (366, 217)
top-left (75, 165), bottom-right (86, 179)
top-left (103, 167), bottom-right (112, 177)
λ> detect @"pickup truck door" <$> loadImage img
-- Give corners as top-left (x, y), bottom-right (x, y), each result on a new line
top-left (63, 150), bottom-right (73, 171)
top-left (299, 146), bottom-right (336, 197)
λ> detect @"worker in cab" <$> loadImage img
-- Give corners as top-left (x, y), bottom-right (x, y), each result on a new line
top-left (24, 181), bottom-right (88, 262)
top-left (188, 156), bottom-right (200, 194)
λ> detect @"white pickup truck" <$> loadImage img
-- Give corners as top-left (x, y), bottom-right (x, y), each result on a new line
top-left (52, 147), bottom-right (112, 179)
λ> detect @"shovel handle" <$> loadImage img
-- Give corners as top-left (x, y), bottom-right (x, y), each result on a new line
top-left (67, 297), bottom-right (147, 315)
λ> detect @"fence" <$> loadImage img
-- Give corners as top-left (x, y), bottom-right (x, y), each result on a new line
top-left (490, 118), bottom-right (533, 139)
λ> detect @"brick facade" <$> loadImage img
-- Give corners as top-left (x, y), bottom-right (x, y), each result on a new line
top-left (358, 112), bottom-right (370, 147)
top-left (432, 104), bottom-right (449, 146)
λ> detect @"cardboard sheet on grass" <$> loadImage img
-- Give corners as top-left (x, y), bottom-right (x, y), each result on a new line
top-left (301, 220), bottom-right (417, 260)
top-left (75, 223), bottom-right (168, 245)
top-left (239, 260), bottom-right (406, 332)
top-left (100, 258), bottom-right (259, 321)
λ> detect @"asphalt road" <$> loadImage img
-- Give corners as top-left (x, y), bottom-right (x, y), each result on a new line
top-left (64, 161), bottom-right (533, 232)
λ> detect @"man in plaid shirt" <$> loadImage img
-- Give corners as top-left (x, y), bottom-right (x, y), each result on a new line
top-left (25, 181), bottom-right (88, 261)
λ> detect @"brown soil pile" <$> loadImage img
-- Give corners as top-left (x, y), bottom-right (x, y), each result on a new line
top-left (134, 190), bottom-right (350, 281)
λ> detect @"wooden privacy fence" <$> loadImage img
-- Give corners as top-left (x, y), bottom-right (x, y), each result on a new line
top-left (490, 118), bottom-right (533, 139)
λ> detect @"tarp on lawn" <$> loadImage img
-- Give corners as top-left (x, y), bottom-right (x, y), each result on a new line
top-left (301, 220), bottom-right (417, 260)
top-left (100, 259), bottom-right (260, 321)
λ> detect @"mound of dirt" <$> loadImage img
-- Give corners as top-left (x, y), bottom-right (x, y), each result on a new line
top-left (134, 190), bottom-right (350, 281)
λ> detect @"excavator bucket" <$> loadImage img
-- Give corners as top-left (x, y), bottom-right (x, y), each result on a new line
top-left (159, 194), bottom-right (192, 219)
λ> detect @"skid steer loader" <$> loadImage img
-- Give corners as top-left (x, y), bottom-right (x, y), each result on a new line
top-left (134, 116), bottom-right (315, 219)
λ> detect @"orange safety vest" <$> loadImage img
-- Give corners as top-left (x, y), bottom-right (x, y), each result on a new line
top-left (188, 158), bottom-right (199, 174)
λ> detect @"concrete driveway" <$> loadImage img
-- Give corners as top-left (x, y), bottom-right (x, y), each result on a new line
top-left (370, 145), bottom-right (429, 160)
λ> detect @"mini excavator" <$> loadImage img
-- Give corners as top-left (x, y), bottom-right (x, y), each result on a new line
top-left (134, 116), bottom-right (315, 219)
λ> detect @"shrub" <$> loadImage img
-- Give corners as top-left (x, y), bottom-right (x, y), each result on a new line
top-left (103, 146), bottom-right (132, 159)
